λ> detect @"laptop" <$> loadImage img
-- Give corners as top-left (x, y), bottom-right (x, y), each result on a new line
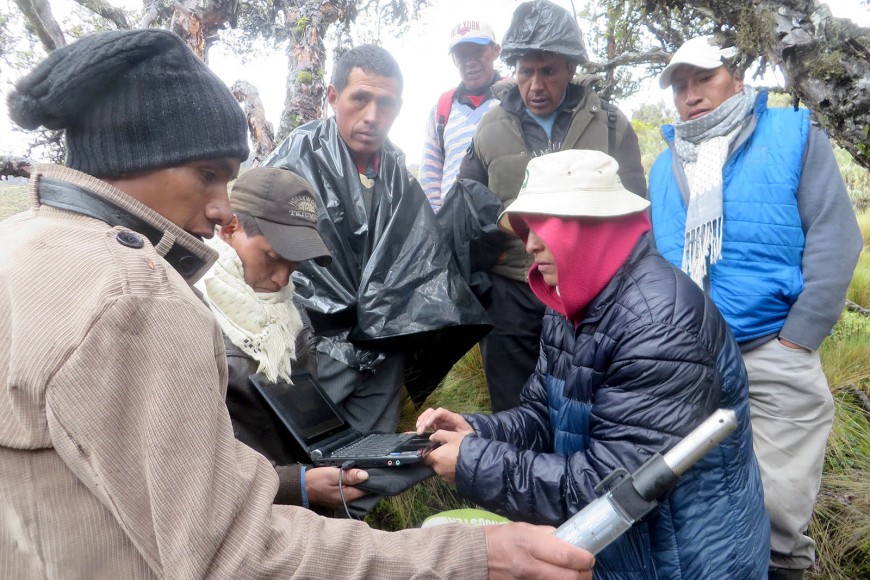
top-left (249, 372), bottom-right (438, 468)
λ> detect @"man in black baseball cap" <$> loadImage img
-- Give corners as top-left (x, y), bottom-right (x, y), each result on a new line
top-left (196, 167), bottom-right (371, 514)
top-left (228, 167), bottom-right (332, 270)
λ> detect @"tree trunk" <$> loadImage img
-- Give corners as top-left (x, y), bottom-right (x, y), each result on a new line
top-left (13, 0), bottom-right (65, 51)
top-left (170, 0), bottom-right (239, 60)
top-left (232, 80), bottom-right (275, 165)
top-left (139, 0), bottom-right (164, 28)
top-left (278, 0), bottom-right (355, 140)
top-left (661, 0), bottom-right (870, 169)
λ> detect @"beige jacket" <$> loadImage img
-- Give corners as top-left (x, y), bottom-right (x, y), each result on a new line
top-left (0, 165), bottom-right (488, 579)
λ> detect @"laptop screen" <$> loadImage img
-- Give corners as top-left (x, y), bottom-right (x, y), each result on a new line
top-left (254, 373), bottom-right (348, 445)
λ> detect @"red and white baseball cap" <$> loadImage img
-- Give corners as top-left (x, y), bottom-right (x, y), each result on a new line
top-left (448, 20), bottom-right (497, 52)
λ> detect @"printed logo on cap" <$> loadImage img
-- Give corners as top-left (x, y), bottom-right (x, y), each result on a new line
top-left (453, 21), bottom-right (481, 37)
top-left (288, 195), bottom-right (318, 224)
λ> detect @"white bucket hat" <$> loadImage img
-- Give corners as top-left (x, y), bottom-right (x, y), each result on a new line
top-left (498, 150), bottom-right (649, 234)
top-left (659, 36), bottom-right (738, 89)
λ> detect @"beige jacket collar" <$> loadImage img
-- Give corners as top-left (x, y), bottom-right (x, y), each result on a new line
top-left (30, 164), bottom-right (218, 283)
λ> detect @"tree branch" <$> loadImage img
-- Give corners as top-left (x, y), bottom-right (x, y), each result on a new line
top-left (170, 0), bottom-right (239, 59)
top-left (139, 0), bottom-right (165, 28)
top-left (13, 0), bottom-right (65, 51)
top-left (70, 0), bottom-right (130, 29)
top-left (583, 48), bottom-right (672, 73)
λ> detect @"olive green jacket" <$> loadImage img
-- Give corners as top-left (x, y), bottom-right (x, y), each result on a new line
top-left (470, 76), bottom-right (646, 281)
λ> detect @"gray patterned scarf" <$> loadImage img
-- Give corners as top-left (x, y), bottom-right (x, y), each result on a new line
top-left (673, 85), bottom-right (757, 286)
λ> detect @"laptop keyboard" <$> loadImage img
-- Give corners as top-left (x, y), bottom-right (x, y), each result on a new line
top-left (330, 433), bottom-right (415, 458)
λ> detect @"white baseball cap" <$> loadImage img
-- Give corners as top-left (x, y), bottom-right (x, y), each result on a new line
top-left (659, 36), bottom-right (739, 89)
top-left (498, 150), bottom-right (650, 235)
top-left (448, 20), bottom-right (497, 52)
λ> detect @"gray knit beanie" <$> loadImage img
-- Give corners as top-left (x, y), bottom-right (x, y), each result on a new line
top-left (8, 29), bottom-right (249, 177)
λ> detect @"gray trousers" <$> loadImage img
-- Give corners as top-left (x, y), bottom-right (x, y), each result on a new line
top-left (743, 339), bottom-right (834, 571)
top-left (316, 350), bottom-right (404, 433)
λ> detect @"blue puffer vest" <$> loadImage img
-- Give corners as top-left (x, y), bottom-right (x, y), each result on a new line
top-left (648, 92), bottom-right (810, 343)
top-left (457, 239), bottom-right (769, 579)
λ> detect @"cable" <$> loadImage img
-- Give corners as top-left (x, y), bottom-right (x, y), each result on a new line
top-left (338, 460), bottom-right (357, 520)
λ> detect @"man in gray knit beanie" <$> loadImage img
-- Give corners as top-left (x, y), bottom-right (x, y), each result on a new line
top-left (0, 29), bottom-right (596, 579)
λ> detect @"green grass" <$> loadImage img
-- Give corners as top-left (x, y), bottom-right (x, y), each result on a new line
top-left (848, 251), bottom-right (870, 308)
top-left (812, 306), bottom-right (870, 579)
top-left (856, 213), bottom-right (870, 248)
top-left (0, 184), bottom-right (29, 220)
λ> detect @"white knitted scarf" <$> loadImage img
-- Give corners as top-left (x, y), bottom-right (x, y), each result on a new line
top-left (196, 236), bottom-right (303, 382)
top-left (673, 86), bottom-right (756, 287)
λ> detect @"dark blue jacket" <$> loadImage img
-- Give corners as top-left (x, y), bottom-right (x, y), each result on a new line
top-left (456, 238), bottom-right (769, 579)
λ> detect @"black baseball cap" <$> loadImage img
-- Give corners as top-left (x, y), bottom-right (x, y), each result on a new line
top-left (230, 167), bottom-right (332, 267)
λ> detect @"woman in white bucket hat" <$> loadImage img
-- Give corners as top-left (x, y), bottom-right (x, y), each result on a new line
top-left (417, 149), bottom-right (769, 579)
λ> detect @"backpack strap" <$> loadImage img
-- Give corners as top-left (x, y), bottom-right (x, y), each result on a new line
top-left (435, 88), bottom-right (457, 151)
top-left (601, 99), bottom-right (618, 155)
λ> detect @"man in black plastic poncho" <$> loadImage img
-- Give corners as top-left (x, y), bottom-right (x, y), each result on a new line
top-left (264, 45), bottom-right (490, 433)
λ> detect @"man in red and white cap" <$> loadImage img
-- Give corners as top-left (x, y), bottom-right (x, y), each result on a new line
top-left (419, 20), bottom-right (502, 211)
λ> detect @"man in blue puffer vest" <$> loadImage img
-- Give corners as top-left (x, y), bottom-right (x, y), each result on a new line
top-left (648, 36), bottom-right (863, 580)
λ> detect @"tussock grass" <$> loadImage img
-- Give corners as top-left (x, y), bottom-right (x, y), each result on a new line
top-left (848, 252), bottom-right (870, 308)
top-left (811, 304), bottom-right (870, 578)
top-left (372, 347), bottom-right (491, 530)
top-left (397, 345), bottom-right (490, 433)
top-left (365, 476), bottom-right (479, 531)
top-left (810, 472), bottom-right (870, 580)
top-left (419, 345), bottom-right (491, 413)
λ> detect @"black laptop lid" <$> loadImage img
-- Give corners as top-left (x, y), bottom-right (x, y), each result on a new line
top-left (249, 372), bottom-right (351, 452)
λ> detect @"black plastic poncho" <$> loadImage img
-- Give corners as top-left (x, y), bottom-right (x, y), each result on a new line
top-left (436, 178), bottom-right (509, 302)
top-left (263, 118), bottom-right (491, 404)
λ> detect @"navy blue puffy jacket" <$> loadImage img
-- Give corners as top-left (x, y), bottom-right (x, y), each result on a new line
top-left (456, 238), bottom-right (769, 579)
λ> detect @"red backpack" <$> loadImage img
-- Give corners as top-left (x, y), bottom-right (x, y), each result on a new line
top-left (434, 88), bottom-right (457, 151)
